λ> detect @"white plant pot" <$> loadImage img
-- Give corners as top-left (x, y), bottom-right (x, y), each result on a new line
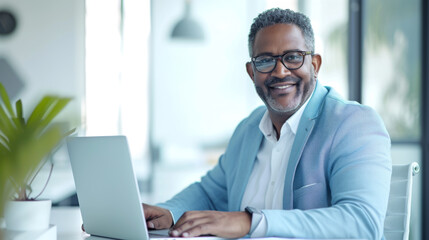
top-left (4, 199), bottom-right (52, 231)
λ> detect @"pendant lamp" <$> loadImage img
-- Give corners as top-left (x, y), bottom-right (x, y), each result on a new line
top-left (171, 0), bottom-right (204, 40)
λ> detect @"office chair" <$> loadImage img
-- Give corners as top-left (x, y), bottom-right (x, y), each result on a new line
top-left (384, 162), bottom-right (420, 240)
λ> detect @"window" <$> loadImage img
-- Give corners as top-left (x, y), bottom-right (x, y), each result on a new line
top-left (362, 1), bottom-right (422, 239)
top-left (362, 0), bottom-right (421, 141)
top-left (85, 0), bottom-right (151, 178)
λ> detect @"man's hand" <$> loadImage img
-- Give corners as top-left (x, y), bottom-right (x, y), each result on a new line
top-left (169, 211), bottom-right (251, 238)
top-left (143, 203), bottom-right (173, 229)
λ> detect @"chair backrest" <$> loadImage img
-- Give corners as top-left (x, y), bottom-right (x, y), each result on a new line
top-left (384, 162), bottom-right (420, 240)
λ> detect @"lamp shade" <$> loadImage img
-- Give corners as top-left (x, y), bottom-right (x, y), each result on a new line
top-left (171, 0), bottom-right (204, 40)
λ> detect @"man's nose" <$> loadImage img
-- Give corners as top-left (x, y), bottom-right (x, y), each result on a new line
top-left (271, 58), bottom-right (292, 78)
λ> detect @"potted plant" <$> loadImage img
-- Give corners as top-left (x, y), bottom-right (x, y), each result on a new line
top-left (0, 82), bottom-right (74, 232)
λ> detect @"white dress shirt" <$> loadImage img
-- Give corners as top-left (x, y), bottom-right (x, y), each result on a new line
top-left (240, 93), bottom-right (312, 237)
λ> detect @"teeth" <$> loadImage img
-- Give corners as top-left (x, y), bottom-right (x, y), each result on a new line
top-left (274, 85), bottom-right (292, 89)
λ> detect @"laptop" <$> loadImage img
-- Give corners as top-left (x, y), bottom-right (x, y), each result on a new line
top-left (67, 136), bottom-right (224, 240)
top-left (66, 136), bottom-right (359, 240)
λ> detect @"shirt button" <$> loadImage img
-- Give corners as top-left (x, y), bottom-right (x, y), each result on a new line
top-left (271, 181), bottom-right (275, 186)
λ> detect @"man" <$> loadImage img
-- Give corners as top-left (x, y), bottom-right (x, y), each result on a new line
top-left (143, 8), bottom-right (391, 239)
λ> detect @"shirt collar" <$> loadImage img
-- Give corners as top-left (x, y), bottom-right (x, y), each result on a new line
top-left (259, 87), bottom-right (315, 138)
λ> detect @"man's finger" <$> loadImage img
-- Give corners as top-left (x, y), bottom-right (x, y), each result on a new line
top-left (172, 223), bottom-right (213, 238)
top-left (142, 203), bottom-right (174, 229)
top-left (173, 211), bottom-right (209, 229)
top-left (148, 218), bottom-right (164, 229)
top-left (147, 221), bottom-right (155, 229)
top-left (171, 214), bottom-right (213, 237)
top-left (143, 204), bottom-right (156, 217)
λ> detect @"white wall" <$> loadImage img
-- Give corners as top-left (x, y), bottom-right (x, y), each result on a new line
top-left (151, 0), bottom-right (266, 163)
top-left (0, 0), bottom-right (85, 129)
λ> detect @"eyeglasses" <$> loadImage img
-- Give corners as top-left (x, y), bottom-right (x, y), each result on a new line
top-left (251, 50), bottom-right (313, 73)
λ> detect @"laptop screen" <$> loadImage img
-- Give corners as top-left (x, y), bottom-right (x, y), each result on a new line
top-left (67, 136), bottom-right (149, 240)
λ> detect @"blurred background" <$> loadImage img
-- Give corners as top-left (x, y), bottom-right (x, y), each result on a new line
top-left (0, 0), bottom-right (427, 239)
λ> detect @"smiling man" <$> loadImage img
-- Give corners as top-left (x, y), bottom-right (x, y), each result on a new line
top-left (247, 22), bottom-right (320, 137)
top-left (142, 8), bottom-right (392, 239)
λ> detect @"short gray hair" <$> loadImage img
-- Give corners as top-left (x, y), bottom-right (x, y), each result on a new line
top-left (248, 8), bottom-right (315, 57)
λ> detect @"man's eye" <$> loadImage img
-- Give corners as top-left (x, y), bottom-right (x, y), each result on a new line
top-left (256, 57), bottom-right (274, 63)
top-left (284, 54), bottom-right (303, 62)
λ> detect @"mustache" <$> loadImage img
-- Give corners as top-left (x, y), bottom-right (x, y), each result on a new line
top-left (264, 76), bottom-right (301, 87)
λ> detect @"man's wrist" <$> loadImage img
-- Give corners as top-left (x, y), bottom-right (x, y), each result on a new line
top-left (245, 207), bottom-right (263, 235)
top-left (168, 210), bottom-right (175, 226)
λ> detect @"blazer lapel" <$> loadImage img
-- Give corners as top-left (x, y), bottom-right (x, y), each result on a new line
top-left (230, 120), bottom-right (264, 211)
top-left (283, 81), bottom-right (328, 209)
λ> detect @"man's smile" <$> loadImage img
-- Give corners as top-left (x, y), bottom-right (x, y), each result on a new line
top-left (268, 81), bottom-right (298, 95)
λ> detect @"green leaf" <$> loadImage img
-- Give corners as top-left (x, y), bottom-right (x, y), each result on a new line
top-left (26, 96), bottom-right (57, 129)
top-left (0, 82), bottom-right (16, 119)
top-left (15, 100), bottom-right (24, 120)
top-left (0, 141), bottom-right (9, 155)
top-left (15, 126), bottom-right (62, 187)
top-left (0, 106), bottom-right (14, 137)
top-left (22, 126), bottom-right (63, 177)
top-left (39, 97), bottom-right (71, 129)
top-left (0, 134), bottom-right (9, 151)
top-left (63, 128), bottom-right (76, 137)
top-left (14, 100), bottom-right (25, 129)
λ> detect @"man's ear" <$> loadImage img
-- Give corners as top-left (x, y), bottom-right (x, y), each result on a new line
top-left (246, 62), bottom-right (255, 83)
top-left (311, 54), bottom-right (322, 79)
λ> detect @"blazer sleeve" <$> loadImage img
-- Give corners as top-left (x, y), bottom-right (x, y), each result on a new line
top-left (156, 154), bottom-right (229, 223)
top-left (263, 106), bottom-right (392, 239)
top-left (156, 107), bottom-right (265, 222)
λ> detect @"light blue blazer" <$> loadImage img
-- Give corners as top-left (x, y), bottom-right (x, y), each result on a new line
top-left (158, 82), bottom-right (392, 239)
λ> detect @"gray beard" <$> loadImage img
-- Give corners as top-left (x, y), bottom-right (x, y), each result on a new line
top-left (255, 74), bottom-right (315, 115)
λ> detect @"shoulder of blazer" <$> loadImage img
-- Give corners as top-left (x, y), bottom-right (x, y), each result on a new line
top-left (224, 106), bottom-right (265, 153)
top-left (235, 105), bottom-right (266, 131)
top-left (302, 81), bottom-right (329, 120)
top-left (303, 81), bottom-right (363, 121)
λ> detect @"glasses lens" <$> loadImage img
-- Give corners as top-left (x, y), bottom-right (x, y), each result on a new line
top-left (254, 56), bottom-right (276, 73)
top-left (282, 52), bottom-right (304, 69)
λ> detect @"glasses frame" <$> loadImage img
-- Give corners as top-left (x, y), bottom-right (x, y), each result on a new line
top-left (251, 50), bottom-right (314, 73)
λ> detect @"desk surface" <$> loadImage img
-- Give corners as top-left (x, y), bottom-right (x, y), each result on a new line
top-left (48, 207), bottom-right (363, 240)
